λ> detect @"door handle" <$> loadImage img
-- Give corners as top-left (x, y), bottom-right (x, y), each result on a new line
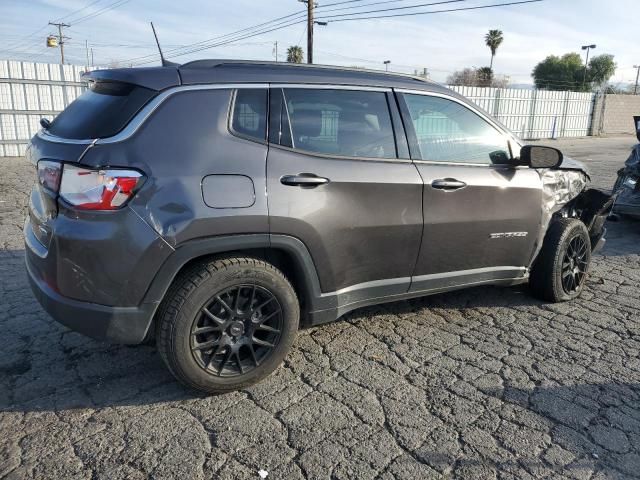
top-left (431, 178), bottom-right (467, 191)
top-left (280, 174), bottom-right (330, 187)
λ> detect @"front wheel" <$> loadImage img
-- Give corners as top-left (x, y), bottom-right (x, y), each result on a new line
top-left (529, 218), bottom-right (592, 302)
top-left (156, 257), bottom-right (299, 393)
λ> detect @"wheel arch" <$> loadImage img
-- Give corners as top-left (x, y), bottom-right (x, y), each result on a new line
top-left (142, 234), bottom-right (327, 331)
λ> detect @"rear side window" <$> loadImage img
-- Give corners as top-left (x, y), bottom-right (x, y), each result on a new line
top-left (48, 81), bottom-right (156, 139)
top-left (283, 88), bottom-right (396, 159)
top-left (231, 89), bottom-right (268, 141)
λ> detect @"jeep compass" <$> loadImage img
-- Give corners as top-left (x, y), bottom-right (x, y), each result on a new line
top-left (25, 60), bottom-right (612, 392)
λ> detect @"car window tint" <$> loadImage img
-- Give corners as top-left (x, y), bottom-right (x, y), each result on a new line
top-left (47, 81), bottom-right (156, 139)
top-left (232, 89), bottom-right (268, 141)
top-left (283, 89), bottom-right (396, 159)
top-left (403, 94), bottom-right (510, 164)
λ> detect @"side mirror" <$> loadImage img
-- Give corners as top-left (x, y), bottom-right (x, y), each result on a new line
top-left (520, 145), bottom-right (563, 169)
top-left (634, 115), bottom-right (640, 142)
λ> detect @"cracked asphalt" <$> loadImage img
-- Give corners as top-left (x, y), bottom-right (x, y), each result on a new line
top-left (1, 135), bottom-right (640, 479)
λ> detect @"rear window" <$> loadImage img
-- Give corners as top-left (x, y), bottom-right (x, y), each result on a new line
top-left (47, 81), bottom-right (156, 139)
top-left (283, 88), bottom-right (396, 159)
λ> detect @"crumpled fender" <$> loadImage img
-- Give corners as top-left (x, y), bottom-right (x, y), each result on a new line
top-left (529, 163), bottom-right (613, 265)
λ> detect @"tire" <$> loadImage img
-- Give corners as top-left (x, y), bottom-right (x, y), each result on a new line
top-left (529, 218), bottom-right (591, 303)
top-left (156, 257), bottom-right (299, 393)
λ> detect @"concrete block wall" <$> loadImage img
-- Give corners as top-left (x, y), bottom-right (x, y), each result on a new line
top-left (595, 94), bottom-right (640, 136)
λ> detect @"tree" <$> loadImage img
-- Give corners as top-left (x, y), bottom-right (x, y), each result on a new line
top-left (587, 54), bottom-right (616, 89)
top-left (447, 68), bottom-right (477, 86)
top-left (476, 67), bottom-right (494, 87)
top-left (485, 29), bottom-right (504, 70)
top-left (286, 46), bottom-right (304, 64)
top-left (532, 52), bottom-right (617, 91)
top-left (447, 67), bottom-right (506, 88)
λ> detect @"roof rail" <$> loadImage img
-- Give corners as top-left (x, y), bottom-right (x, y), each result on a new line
top-left (178, 59), bottom-right (435, 85)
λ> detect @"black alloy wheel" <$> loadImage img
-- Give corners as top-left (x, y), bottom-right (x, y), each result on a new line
top-left (561, 234), bottom-right (588, 294)
top-left (190, 284), bottom-right (283, 377)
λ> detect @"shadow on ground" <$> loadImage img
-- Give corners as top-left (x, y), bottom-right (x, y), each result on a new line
top-left (2, 214), bottom-right (638, 414)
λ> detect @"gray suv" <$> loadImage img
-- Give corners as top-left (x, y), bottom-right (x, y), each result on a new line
top-left (25, 60), bottom-right (612, 393)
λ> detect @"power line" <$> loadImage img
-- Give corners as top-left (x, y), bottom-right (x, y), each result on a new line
top-left (317, 0), bottom-right (466, 20)
top-left (2, 25), bottom-right (50, 53)
top-left (321, 0), bottom-right (543, 22)
top-left (1, 0), bottom-right (130, 61)
top-left (315, 0), bottom-right (431, 15)
top-left (118, 2), bottom-right (425, 66)
top-left (51, 0), bottom-right (103, 23)
top-left (119, 10), bottom-right (309, 65)
top-left (153, 0), bottom-right (541, 64)
top-left (67, 0), bottom-right (131, 25)
top-left (133, 18), bottom-right (309, 65)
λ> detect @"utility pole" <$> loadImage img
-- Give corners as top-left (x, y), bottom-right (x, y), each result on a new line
top-left (634, 65), bottom-right (640, 95)
top-left (49, 22), bottom-right (70, 64)
top-left (85, 40), bottom-right (90, 69)
top-left (274, 41), bottom-right (278, 62)
top-left (299, 0), bottom-right (314, 64)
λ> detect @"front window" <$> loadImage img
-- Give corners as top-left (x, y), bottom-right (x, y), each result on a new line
top-left (402, 94), bottom-right (511, 165)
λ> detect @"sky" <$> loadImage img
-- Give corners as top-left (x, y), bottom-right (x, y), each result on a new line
top-left (0, 0), bottom-right (637, 87)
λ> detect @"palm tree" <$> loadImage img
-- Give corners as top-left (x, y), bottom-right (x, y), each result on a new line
top-left (286, 46), bottom-right (304, 64)
top-left (476, 67), bottom-right (494, 87)
top-left (485, 29), bottom-right (504, 70)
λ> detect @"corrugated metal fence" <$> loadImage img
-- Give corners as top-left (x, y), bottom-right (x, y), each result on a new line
top-left (0, 60), bottom-right (599, 157)
top-left (448, 86), bottom-right (597, 139)
top-left (0, 60), bottom-right (87, 156)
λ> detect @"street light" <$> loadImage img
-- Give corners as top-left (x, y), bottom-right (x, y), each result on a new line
top-left (314, 21), bottom-right (327, 26)
top-left (383, 60), bottom-right (391, 72)
top-left (581, 44), bottom-right (596, 89)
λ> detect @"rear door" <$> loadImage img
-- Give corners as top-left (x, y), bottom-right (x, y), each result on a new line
top-left (266, 86), bottom-right (423, 301)
top-left (397, 91), bottom-right (543, 291)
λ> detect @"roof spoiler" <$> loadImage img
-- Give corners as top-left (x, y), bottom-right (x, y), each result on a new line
top-left (81, 67), bottom-right (181, 91)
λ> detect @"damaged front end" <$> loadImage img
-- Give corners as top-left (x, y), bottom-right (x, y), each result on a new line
top-left (535, 161), bottom-right (614, 259)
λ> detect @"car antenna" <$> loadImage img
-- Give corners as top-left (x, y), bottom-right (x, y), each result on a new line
top-left (150, 22), bottom-right (178, 67)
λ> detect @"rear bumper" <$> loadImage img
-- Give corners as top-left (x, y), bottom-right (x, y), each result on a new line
top-left (25, 218), bottom-right (157, 344)
top-left (26, 249), bottom-right (156, 344)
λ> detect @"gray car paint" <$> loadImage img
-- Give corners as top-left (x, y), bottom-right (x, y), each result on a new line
top-left (411, 162), bottom-right (543, 279)
top-left (79, 89), bottom-right (270, 247)
top-left (25, 60), bottom-right (603, 345)
top-left (267, 144), bottom-right (424, 294)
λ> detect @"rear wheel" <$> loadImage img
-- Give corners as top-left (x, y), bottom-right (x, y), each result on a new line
top-left (156, 257), bottom-right (299, 393)
top-left (529, 218), bottom-right (591, 302)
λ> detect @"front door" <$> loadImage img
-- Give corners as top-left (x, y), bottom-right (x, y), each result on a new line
top-left (397, 91), bottom-right (543, 292)
top-left (267, 86), bottom-right (423, 304)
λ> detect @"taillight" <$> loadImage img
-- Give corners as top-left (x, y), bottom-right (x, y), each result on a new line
top-left (37, 160), bottom-right (62, 192)
top-left (60, 164), bottom-right (144, 210)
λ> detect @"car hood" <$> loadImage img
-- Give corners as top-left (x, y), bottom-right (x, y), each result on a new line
top-left (558, 155), bottom-right (590, 178)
